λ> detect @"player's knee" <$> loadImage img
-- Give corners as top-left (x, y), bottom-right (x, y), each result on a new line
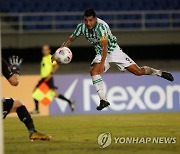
top-left (89, 67), bottom-right (96, 76)
top-left (10, 80), bottom-right (19, 86)
top-left (90, 64), bottom-right (101, 76)
top-left (13, 100), bottom-right (23, 108)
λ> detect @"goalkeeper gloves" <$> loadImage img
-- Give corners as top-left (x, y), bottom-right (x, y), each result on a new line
top-left (8, 55), bottom-right (23, 74)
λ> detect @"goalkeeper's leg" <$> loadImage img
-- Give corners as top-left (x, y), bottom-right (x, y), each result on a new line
top-left (6, 99), bottom-right (51, 141)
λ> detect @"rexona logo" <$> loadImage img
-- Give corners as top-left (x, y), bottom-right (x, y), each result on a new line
top-left (83, 79), bottom-right (180, 112)
top-left (52, 75), bottom-right (180, 114)
top-left (54, 79), bottom-right (78, 113)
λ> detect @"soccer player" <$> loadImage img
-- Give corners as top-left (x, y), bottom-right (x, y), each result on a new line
top-left (53, 9), bottom-right (174, 111)
top-left (2, 56), bottom-right (51, 141)
top-left (30, 45), bottom-right (74, 114)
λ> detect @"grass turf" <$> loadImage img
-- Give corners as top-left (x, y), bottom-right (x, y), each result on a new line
top-left (3, 112), bottom-right (180, 154)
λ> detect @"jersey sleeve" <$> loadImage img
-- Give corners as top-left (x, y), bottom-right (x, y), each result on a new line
top-left (97, 24), bottom-right (109, 41)
top-left (52, 61), bottom-right (57, 66)
top-left (2, 58), bottom-right (13, 80)
top-left (72, 23), bottom-right (83, 37)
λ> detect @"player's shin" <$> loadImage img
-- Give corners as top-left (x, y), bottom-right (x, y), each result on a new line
top-left (16, 105), bottom-right (36, 133)
top-left (141, 66), bottom-right (162, 76)
top-left (92, 75), bottom-right (106, 100)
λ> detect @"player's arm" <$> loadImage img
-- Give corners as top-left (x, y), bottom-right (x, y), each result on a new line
top-left (51, 35), bottom-right (76, 62)
top-left (8, 74), bottom-right (20, 86)
top-left (62, 23), bottom-right (82, 47)
top-left (61, 35), bottom-right (76, 48)
top-left (52, 63), bottom-right (59, 73)
top-left (61, 23), bottom-right (82, 48)
top-left (2, 57), bottom-right (22, 86)
top-left (52, 23), bottom-right (82, 62)
top-left (99, 37), bottom-right (108, 74)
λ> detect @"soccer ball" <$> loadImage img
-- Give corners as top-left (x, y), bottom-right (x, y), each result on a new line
top-left (54, 47), bottom-right (72, 64)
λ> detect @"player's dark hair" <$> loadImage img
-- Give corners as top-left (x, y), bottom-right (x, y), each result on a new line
top-left (84, 9), bottom-right (96, 17)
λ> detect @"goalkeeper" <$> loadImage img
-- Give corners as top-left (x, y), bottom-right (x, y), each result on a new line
top-left (2, 56), bottom-right (51, 141)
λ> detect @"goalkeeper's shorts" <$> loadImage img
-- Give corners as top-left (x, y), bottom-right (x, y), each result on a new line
top-left (2, 98), bottom-right (14, 119)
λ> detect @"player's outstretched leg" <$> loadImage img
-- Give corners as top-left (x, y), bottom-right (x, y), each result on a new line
top-left (159, 71), bottom-right (174, 81)
top-left (127, 64), bottom-right (174, 82)
top-left (10, 99), bottom-right (51, 141)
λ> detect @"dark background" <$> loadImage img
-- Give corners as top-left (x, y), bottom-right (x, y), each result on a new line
top-left (2, 45), bottom-right (180, 63)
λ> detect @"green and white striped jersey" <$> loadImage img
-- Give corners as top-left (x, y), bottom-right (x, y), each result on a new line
top-left (72, 18), bottom-right (117, 55)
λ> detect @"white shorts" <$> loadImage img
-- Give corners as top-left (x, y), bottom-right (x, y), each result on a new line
top-left (91, 45), bottom-right (136, 72)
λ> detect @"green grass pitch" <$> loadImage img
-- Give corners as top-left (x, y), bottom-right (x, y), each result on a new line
top-left (3, 113), bottom-right (180, 154)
